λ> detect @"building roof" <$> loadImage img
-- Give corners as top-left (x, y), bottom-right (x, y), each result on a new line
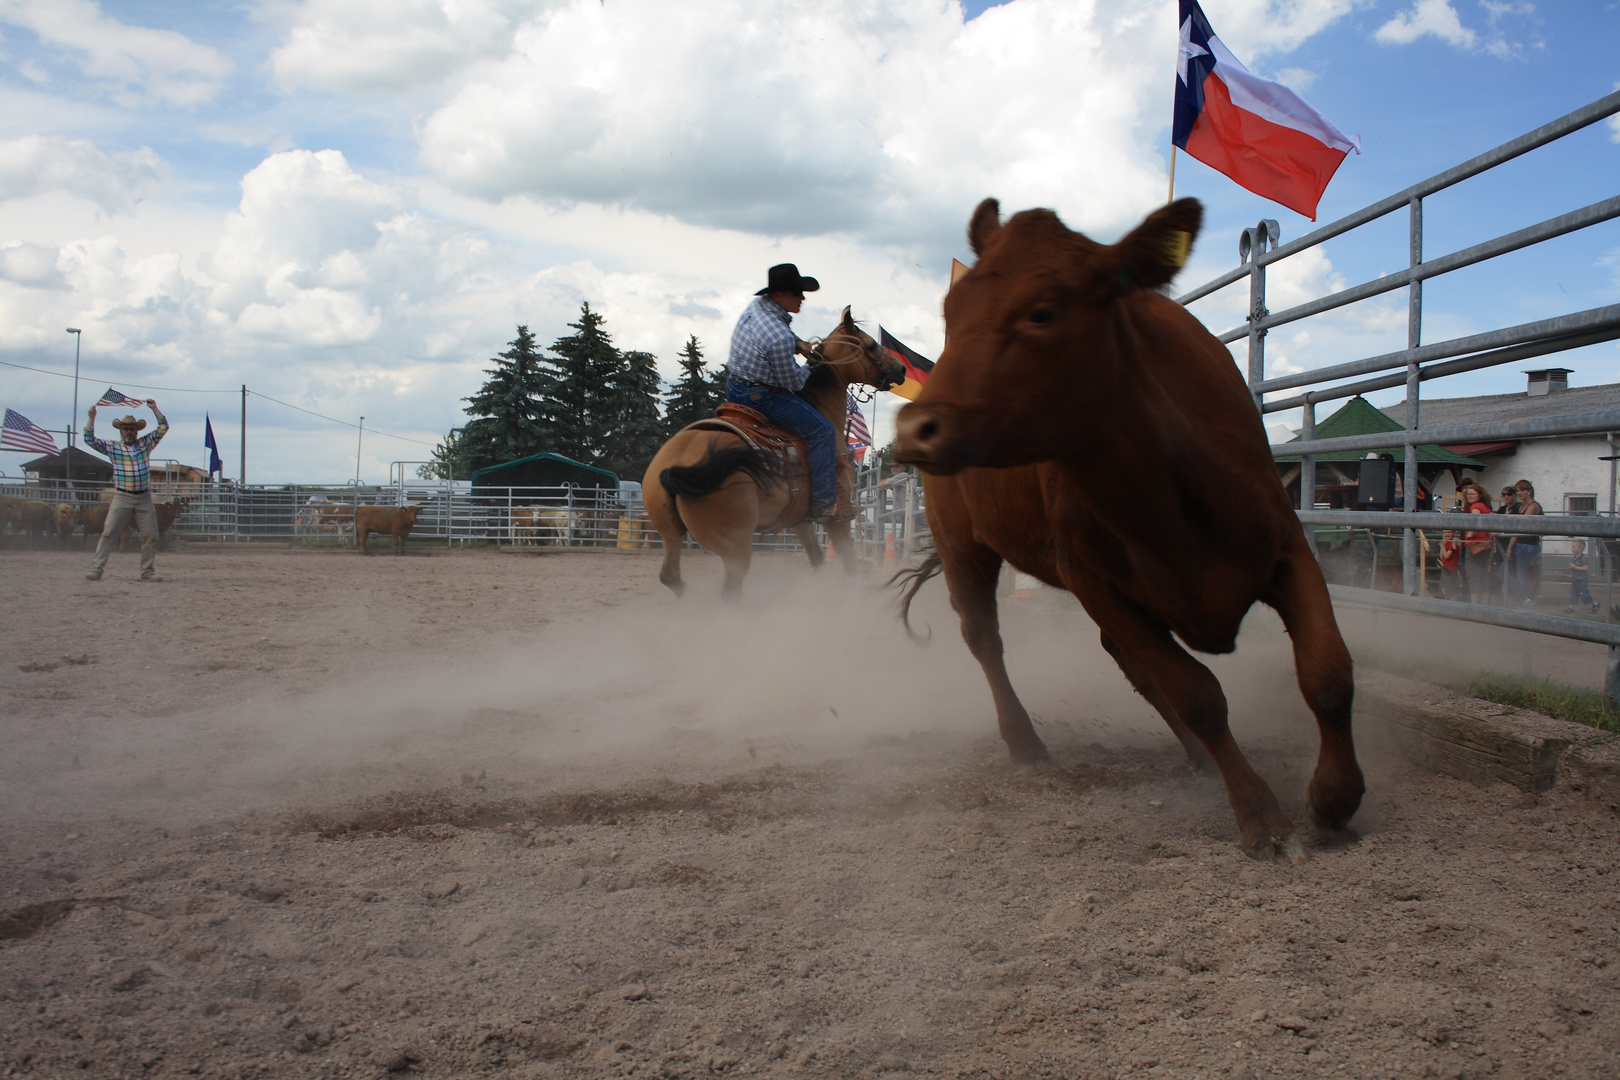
top-left (1378, 381), bottom-right (1620, 429)
top-left (1277, 396), bottom-right (1485, 466)
top-left (19, 446), bottom-right (113, 481)
top-left (470, 452), bottom-right (618, 490)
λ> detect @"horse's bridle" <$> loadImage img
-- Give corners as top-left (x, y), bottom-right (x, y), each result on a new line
top-left (810, 328), bottom-right (895, 402)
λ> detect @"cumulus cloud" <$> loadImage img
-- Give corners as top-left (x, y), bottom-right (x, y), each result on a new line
top-left (1375, 0), bottom-right (1477, 48)
top-left (0, 0), bottom-right (233, 106)
top-left (269, 0), bottom-right (558, 93)
top-left (0, 135), bottom-right (166, 213)
top-left (0, 240), bottom-right (68, 289)
top-left (1375, 0), bottom-right (1539, 58)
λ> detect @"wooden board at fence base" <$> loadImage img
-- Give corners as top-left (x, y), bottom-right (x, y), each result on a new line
top-left (1356, 670), bottom-right (1615, 793)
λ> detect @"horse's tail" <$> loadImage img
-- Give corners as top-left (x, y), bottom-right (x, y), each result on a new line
top-left (889, 548), bottom-right (942, 644)
top-left (659, 441), bottom-right (783, 503)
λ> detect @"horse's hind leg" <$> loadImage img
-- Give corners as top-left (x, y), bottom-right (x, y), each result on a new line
top-left (1099, 632), bottom-right (1218, 775)
top-left (1265, 527), bottom-right (1364, 832)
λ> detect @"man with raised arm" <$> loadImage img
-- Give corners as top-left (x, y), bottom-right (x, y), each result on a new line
top-left (724, 263), bottom-right (837, 521)
top-left (83, 398), bottom-right (168, 582)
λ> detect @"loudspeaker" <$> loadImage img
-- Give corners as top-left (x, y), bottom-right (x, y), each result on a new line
top-left (1357, 459), bottom-right (1396, 507)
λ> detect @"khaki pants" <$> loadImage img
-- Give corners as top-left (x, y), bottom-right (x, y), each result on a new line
top-left (91, 489), bottom-right (158, 577)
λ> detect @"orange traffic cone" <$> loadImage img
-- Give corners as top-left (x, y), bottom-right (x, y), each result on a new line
top-left (883, 529), bottom-right (897, 569)
top-left (823, 536), bottom-right (836, 563)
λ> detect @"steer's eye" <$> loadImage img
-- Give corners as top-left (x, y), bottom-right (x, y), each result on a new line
top-left (1029, 308), bottom-right (1056, 325)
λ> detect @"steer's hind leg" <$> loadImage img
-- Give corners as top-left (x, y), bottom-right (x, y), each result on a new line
top-left (941, 540), bottom-right (1048, 765)
top-left (1077, 579), bottom-right (1299, 861)
top-left (1099, 632), bottom-right (1218, 775)
top-left (1265, 527), bottom-right (1365, 832)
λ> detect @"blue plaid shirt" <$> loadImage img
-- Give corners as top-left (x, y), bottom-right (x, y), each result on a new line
top-left (84, 409), bottom-right (167, 493)
top-left (727, 296), bottom-right (807, 391)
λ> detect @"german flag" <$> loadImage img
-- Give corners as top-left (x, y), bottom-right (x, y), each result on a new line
top-left (881, 328), bottom-right (934, 402)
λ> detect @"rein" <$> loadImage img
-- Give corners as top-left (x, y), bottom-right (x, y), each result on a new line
top-left (809, 329), bottom-right (892, 403)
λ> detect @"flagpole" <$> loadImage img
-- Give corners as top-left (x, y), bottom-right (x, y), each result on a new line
top-left (1168, 145), bottom-right (1178, 204)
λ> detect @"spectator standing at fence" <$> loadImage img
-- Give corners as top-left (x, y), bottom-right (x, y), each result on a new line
top-left (82, 399), bottom-right (168, 582)
top-left (1462, 484), bottom-right (1494, 604)
top-left (1566, 538), bottom-right (1599, 613)
top-left (1438, 529), bottom-right (1465, 601)
top-left (1505, 479), bottom-right (1544, 608)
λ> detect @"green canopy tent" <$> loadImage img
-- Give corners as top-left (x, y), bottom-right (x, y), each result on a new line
top-left (1275, 396), bottom-right (1485, 544)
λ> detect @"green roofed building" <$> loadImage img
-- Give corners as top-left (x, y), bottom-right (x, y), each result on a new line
top-left (1275, 396), bottom-right (1485, 512)
top-left (470, 452), bottom-right (618, 492)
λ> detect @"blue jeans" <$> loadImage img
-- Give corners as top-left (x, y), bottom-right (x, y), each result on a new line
top-left (726, 379), bottom-right (836, 514)
top-left (1510, 544), bottom-right (1540, 605)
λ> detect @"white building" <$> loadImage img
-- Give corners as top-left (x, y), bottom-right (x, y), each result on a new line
top-left (1383, 369), bottom-right (1620, 517)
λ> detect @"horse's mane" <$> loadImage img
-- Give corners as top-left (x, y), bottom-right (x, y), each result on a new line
top-left (798, 359), bottom-right (842, 406)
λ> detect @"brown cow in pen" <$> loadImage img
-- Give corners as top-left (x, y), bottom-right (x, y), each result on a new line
top-left (355, 504), bottom-right (421, 555)
top-left (894, 198), bottom-right (1363, 862)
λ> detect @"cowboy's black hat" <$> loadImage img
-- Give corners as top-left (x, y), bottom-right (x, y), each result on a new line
top-left (755, 263), bottom-right (820, 296)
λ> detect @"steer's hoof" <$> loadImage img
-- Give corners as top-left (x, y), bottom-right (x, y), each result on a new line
top-left (1244, 832), bottom-right (1308, 866)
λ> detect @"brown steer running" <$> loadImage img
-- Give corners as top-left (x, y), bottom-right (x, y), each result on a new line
top-left (894, 198), bottom-right (1363, 861)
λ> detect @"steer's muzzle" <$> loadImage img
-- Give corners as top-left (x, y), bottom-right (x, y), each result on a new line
top-left (894, 402), bottom-right (982, 475)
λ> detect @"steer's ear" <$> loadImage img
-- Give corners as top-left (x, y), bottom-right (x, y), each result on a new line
top-left (1106, 197), bottom-right (1203, 294)
top-left (968, 198), bottom-right (1003, 257)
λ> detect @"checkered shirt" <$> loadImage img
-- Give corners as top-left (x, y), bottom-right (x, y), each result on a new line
top-left (84, 409), bottom-right (168, 493)
top-left (727, 296), bottom-right (807, 391)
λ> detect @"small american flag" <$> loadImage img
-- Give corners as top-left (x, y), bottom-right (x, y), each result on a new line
top-left (96, 387), bottom-right (143, 408)
top-left (2, 408), bottom-right (60, 456)
top-left (845, 393), bottom-right (872, 448)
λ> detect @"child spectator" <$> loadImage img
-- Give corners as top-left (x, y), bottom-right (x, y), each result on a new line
top-left (1439, 529), bottom-right (1465, 601)
top-left (1567, 538), bottom-right (1599, 613)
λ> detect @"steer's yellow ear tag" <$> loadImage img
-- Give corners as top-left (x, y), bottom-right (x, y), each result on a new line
top-left (1163, 229), bottom-right (1191, 269)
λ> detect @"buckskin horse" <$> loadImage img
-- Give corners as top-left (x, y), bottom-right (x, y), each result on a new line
top-left (643, 307), bottom-right (905, 600)
top-left (894, 198), bottom-right (1363, 862)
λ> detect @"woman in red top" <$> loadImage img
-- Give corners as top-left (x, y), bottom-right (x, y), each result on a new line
top-left (1461, 483), bottom-right (1494, 604)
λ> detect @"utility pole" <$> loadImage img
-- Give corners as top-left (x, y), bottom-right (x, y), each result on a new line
top-left (65, 328), bottom-right (81, 487)
top-left (355, 417), bottom-right (365, 492)
top-left (240, 385), bottom-right (246, 486)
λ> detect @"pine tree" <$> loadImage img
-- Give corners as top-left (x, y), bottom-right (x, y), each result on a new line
top-left (547, 302), bottom-right (623, 464)
top-left (418, 428), bottom-right (472, 480)
top-left (459, 325), bottom-right (558, 472)
top-left (604, 348), bottom-right (665, 479)
top-left (664, 335), bottom-right (723, 435)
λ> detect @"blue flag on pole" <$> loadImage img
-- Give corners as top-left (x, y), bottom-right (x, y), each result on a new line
top-left (204, 414), bottom-right (223, 478)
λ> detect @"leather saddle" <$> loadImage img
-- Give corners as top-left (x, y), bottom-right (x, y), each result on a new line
top-left (682, 403), bottom-right (856, 533)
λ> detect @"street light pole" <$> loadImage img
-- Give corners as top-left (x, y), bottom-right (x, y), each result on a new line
top-left (65, 328), bottom-right (81, 488)
top-left (355, 417), bottom-right (365, 494)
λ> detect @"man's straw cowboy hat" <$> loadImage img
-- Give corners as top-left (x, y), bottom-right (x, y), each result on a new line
top-left (111, 415), bottom-right (147, 432)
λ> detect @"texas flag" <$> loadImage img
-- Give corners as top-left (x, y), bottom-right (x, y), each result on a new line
top-left (1173, 0), bottom-right (1359, 220)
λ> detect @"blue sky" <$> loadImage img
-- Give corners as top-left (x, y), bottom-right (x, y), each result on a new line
top-left (0, 0), bottom-right (1616, 481)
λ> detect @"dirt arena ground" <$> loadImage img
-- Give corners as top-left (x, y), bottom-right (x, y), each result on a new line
top-left (1, 543), bottom-right (1616, 1080)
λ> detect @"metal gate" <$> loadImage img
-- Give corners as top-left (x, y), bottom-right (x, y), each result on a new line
top-left (1173, 90), bottom-right (1620, 689)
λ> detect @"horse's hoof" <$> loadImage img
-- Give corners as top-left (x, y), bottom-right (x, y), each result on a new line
top-left (1243, 832), bottom-right (1308, 866)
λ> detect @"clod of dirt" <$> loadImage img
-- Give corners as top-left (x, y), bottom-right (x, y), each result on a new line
top-left (620, 983), bottom-right (647, 1000)
top-left (0, 899), bottom-right (77, 941)
top-left (422, 876), bottom-right (459, 899)
top-left (60, 654), bottom-right (98, 665)
top-left (18, 661), bottom-right (60, 673)
top-left (457, 923), bottom-right (486, 947)
top-left (380, 1048), bottom-right (421, 1072)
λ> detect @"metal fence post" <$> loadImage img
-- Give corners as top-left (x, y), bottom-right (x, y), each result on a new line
top-left (1403, 196), bottom-right (1424, 595)
top-left (903, 473), bottom-right (918, 562)
top-left (1241, 221), bottom-right (1277, 410)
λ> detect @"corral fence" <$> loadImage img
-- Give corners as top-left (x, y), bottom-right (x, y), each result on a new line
top-left (1173, 89), bottom-right (1620, 695)
top-left (2, 460), bottom-right (932, 559)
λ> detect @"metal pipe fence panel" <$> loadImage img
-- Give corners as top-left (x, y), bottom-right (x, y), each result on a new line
top-left (1169, 89), bottom-right (1620, 679)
